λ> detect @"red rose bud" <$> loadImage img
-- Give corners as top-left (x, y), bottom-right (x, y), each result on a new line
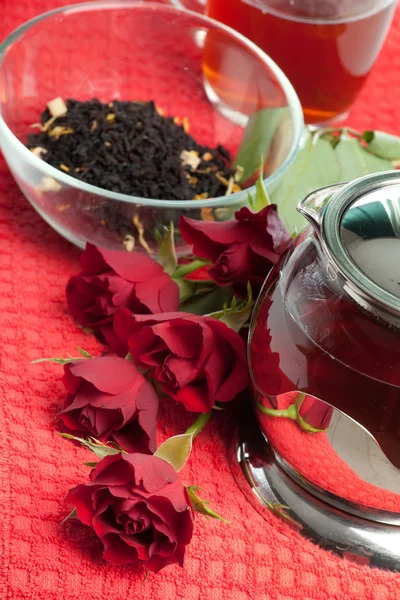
top-left (66, 453), bottom-right (194, 572)
top-left (66, 243), bottom-right (179, 330)
top-left (295, 394), bottom-right (333, 433)
top-left (179, 205), bottom-right (291, 295)
top-left (114, 309), bottom-right (249, 413)
top-left (59, 356), bottom-right (159, 453)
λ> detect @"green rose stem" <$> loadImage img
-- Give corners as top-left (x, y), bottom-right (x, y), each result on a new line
top-left (184, 412), bottom-right (212, 439)
top-left (172, 260), bottom-right (209, 279)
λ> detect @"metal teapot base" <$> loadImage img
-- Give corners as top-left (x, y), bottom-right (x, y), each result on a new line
top-left (229, 408), bottom-right (400, 571)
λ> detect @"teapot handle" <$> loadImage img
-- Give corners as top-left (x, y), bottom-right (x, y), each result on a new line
top-left (297, 183), bottom-right (345, 234)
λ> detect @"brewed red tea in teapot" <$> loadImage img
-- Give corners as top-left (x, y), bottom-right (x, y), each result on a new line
top-left (249, 173), bottom-right (400, 517)
top-left (250, 221), bottom-right (400, 468)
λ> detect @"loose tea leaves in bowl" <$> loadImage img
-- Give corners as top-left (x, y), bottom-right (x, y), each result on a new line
top-left (27, 98), bottom-right (242, 201)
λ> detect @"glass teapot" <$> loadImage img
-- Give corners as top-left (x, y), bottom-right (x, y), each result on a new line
top-left (248, 171), bottom-right (400, 524)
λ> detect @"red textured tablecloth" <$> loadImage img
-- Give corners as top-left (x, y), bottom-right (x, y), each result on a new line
top-left (1, 2), bottom-right (400, 599)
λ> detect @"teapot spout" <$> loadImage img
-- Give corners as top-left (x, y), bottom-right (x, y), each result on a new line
top-left (297, 183), bottom-right (345, 235)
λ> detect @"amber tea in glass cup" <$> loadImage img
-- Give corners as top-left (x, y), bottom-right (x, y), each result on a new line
top-left (205, 0), bottom-right (397, 123)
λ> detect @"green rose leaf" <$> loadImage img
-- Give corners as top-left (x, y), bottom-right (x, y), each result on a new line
top-left (31, 348), bottom-right (93, 365)
top-left (157, 222), bottom-right (178, 275)
top-left (58, 433), bottom-right (125, 458)
top-left (207, 284), bottom-right (253, 333)
top-left (335, 132), bottom-right (393, 179)
top-left (270, 128), bottom-right (340, 235)
top-left (270, 127), bottom-right (395, 236)
top-left (31, 357), bottom-right (82, 365)
top-left (233, 107), bottom-right (289, 182)
top-left (60, 507), bottom-right (78, 526)
top-left (180, 286), bottom-right (233, 316)
top-left (154, 413), bottom-right (212, 472)
top-left (175, 278), bottom-right (196, 303)
top-left (362, 130), bottom-right (400, 161)
top-left (77, 346), bottom-right (93, 358)
top-left (186, 486), bottom-right (231, 524)
top-left (248, 168), bottom-right (271, 213)
top-left (154, 433), bottom-right (194, 472)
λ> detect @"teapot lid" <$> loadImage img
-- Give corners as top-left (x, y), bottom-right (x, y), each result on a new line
top-left (321, 171), bottom-right (400, 315)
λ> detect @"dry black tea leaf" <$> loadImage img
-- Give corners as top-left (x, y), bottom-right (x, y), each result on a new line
top-left (27, 98), bottom-right (239, 202)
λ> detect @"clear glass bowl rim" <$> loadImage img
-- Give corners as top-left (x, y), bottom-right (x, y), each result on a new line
top-left (0, 0), bottom-right (304, 209)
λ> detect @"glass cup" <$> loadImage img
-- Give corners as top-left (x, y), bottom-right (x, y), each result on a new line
top-left (204, 0), bottom-right (397, 124)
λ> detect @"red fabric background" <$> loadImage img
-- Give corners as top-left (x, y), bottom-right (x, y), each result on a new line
top-left (1, 2), bottom-right (400, 599)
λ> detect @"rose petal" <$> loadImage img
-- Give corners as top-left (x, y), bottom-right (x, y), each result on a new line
top-left (93, 407), bottom-right (121, 435)
top-left (192, 318), bottom-right (216, 371)
top-left (89, 388), bottom-right (137, 412)
top-left (179, 216), bottom-right (250, 259)
top-left (206, 320), bottom-right (248, 402)
top-left (68, 356), bottom-right (141, 395)
top-left (264, 205), bottom-right (292, 253)
top-left (157, 276), bottom-right (180, 313)
top-left (66, 483), bottom-right (102, 526)
top-left (99, 324), bottom-right (126, 356)
top-left (112, 421), bottom-right (153, 454)
top-left (108, 278), bottom-right (136, 311)
top-left (146, 548), bottom-right (184, 572)
top-left (129, 327), bottom-right (163, 365)
top-left (135, 274), bottom-right (179, 313)
top-left (175, 383), bottom-right (212, 413)
top-left (149, 481), bottom-right (192, 515)
top-left (123, 454), bottom-right (178, 493)
top-left (84, 246), bottom-right (163, 282)
top-left (107, 484), bottom-right (136, 499)
top-left (160, 356), bottom-right (200, 388)
top-left (112, 308), bottom-right (137, 354)
top-left (236, 205), bottom-right (291, 255)
top-left (119, 532), bottom-right (152, 561)
top-left (92, 510), bottom-right (122, 537)
top-left (150, 513), bottom-right (177, 543)
top-left (58, 409), bottom-right (82, 432)
top-left (148, 535), bottom-right (176, 559)
top-left (66, 275), bottom-right (115, 326)
top-left (80, 243), bottom-right (110, 274)
top-left (135, 380), bottom-right (159, 453)
top-left (102, 533), bottom-right (141, 564)
top-left (62, 364), bottom-right (83, 394)
top-left (208, 243), bottom-right (251, 287)
top-left (150, 321), bottom-right (202, 359)
top-left (61, 382), bottom-right (100, 412)
top-left (91, 454), bottom-right (132, 485)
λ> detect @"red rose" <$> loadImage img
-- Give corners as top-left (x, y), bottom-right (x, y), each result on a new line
top-left (67, 453), bottom-right (194, 572)
top-left (66, 243), bottom-right (179, 331)
top-left (114, 309), bottom-right (248, 413)
top-left (59, 356), bottom-right (158, 453)
top-left (179, 205), bottom-right (291, 295)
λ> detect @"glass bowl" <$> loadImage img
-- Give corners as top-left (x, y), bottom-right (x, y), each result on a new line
top-left (169, 0), bottom-right (206, 13)
top-left (0, 1), bottom-right (303, 254)
top-left (169, 0), bottom-right (206, 12)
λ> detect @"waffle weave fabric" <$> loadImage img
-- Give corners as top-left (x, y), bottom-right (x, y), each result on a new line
top-left (1, 2), bottom-right (400, 599)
